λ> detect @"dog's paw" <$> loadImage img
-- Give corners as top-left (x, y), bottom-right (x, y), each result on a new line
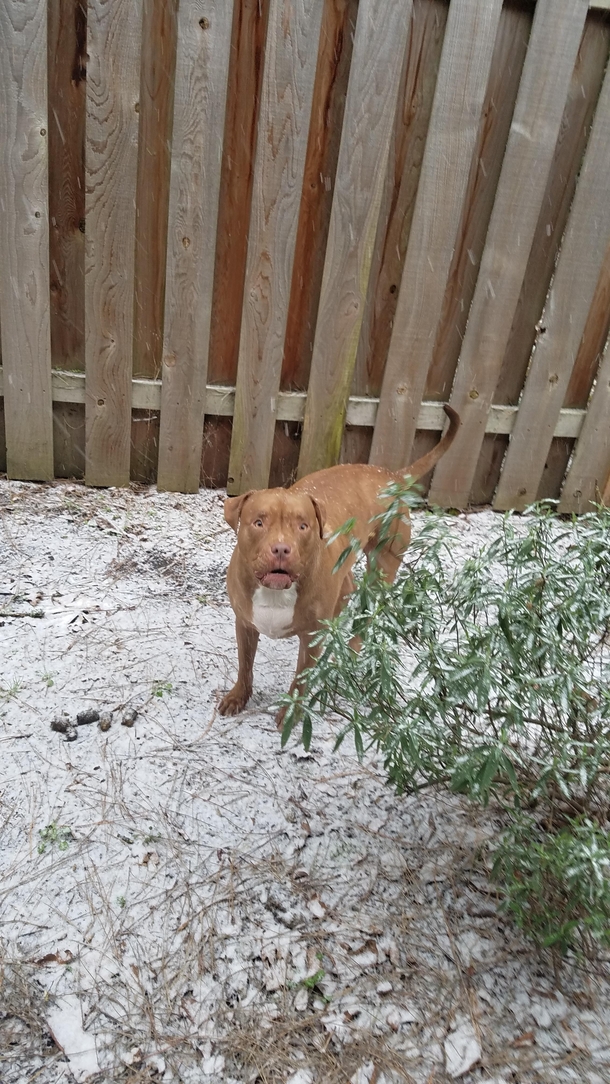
top-left (218, 687), bottom-right (250, 716)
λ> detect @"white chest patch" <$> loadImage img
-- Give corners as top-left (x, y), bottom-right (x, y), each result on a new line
top-left (251, 583), bottom-right (297, 639)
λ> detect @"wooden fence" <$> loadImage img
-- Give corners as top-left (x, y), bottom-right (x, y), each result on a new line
top-left (0, 0), bottom-right (609, 512)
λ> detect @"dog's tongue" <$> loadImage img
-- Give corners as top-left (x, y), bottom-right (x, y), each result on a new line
top-left (260, 571), bottom-right (293, 590)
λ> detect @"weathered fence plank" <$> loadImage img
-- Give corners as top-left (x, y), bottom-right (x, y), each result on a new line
top-left (423, 1), bottom-right (531, 407)
top-left (353, 0), bottom-right (449, 404)
top-left (0, 0), bottom-right (54, 481)
top-left (428, 0), bottom-right (588, 508)
top-left (84, 0), bottom-right (143, 487)
top-left (48, 1), bottom-right (87, 479)
top-left (227, 0), bottom-right (324, 494)
top-left (208, 0), bottom-right (271, 388)
top-left (281, 0), bottom-right (358, 393)
top-left (204, 0), bottom-right (271, 490)
top-left (472, 11), bottom-right (610, 504)
top-left (559, 332), bottom-right (610, 513)
top-left (156, 0), bottom-right (234, 493)
top-left (343, 0), bottom-right (448, 470)
top-left (133, 0), bottom-right (177, 384)
top-left (493, 56), bottom-right (610, 511)
top-left (297, 0), bottom-right (412, 477)
top-left (406, 0), bottom-right (532, 496)
top-left (48, 0), bottom-right (86, 373)
top-left (131, 0), bottom-right (179, 484)
top-left (370, 0), bottom-right (504, 472)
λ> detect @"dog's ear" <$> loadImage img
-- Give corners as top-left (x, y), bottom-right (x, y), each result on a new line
top-left (309, 496), bottom-right (326, 539)
top-left (224, 491), bottom-right (254, 533)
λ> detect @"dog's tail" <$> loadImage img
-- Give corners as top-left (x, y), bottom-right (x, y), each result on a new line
top-left (403, 404), bottom-right (460, 482)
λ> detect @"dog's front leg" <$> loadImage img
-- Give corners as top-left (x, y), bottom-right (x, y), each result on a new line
top-left (275, 632), bottom-right (320, 730)
top-left (219, 619), bottom-right (259, 716)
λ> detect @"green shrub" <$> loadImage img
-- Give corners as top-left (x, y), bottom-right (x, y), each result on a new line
top-left (280, 492), bottom-right (610, 957)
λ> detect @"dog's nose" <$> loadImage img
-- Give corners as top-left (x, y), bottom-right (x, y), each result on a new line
top-left (270, 542), bottom-right (291, 559)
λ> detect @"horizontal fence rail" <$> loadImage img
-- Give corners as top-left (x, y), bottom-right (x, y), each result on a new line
top-left (0, 0), bottom-right (609, 512)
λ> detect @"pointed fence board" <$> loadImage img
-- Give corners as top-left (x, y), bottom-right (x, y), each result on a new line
top-left (84, 0), bottom-right (144, 487)
top-left (0, 0), bottom-right (53, 481)
top-left (296, 0), bottom-right (412, 477)
top-left (559, 334), bottom-right (610, 513)
top-left (370, 0), bottom-right (504, 472)
top-left (157, 0), bottom-right (234, 493)
top-left (227, 0), bottom-right (324, 495)
top-left (429, 0), bottom-right (589, 509)
top-left (493, 58), bottom-right (610, 511)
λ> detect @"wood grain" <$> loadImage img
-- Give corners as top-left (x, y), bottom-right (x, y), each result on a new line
top-left (133, 0), bottom-right (178, 381)
top-left (130, 0), bottom-right (178, 486)
top-left (353, 0), bottom-right (449, 400)
top-left (344, 0), bottom-right (448, 469)
top-left (281, 0), bottom-right (358, 392)
top-left (157, 0), bottom-right (234, 493)
top-left (370, 0), bottom-right (504, 472)
top-left (47, 0), bottom-right (86, 372)
top-left (204, 0), bottom-right (271, 493)
top-left (473, 11), bottom-right (610, 503)
top-left (424, 0), bottom-right (531, 403)
top-left (84, 0), bottom-right (144, 487)
top-left (53, 402), bottom-right (85, 478)
top-left (297, 0), bottom-right (412, 477)
top-left (429, 0), bottom-right (588, 509)
top-left (227, 0), bottom-right (325, 494)
top-left (493, 56), bottom-right (610, 511)
top-left (0, 0), bottom-right (54, 480)
top-left (559, 334), bottom-right (610, 512)
top-left (207, 0), bottom-right (271, 387)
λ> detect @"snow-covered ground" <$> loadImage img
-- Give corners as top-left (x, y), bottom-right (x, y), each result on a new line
top-left (1, 479), bottom-right (609, 1084)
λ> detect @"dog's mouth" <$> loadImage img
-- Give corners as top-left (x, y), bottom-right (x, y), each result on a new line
top-left (257, 569), bottom-right (295, 590)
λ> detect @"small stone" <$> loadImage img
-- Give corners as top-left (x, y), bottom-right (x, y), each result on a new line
top-left (377, 981), bottom-right (393, 995)
top-left (121, 707), bottom-right (138, 727)
top-left (76, 708), bottom-right (100, 725)
top-left (50, 714), bottom-right (70, 734)
top-left (98, 711), bottom-right (112, 732)
top-left (294, 987), bottom-right (309, 1011)
top-left (65, 726), bottom-right (78, 742)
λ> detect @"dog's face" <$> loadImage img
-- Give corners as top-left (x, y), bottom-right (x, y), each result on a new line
top-left (224, 489), bottom-right (326, 590)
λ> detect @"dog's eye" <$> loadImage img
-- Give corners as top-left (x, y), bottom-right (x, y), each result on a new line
top-left (299, 522), bottom-right (309, 531)
top-left (253, 518), bottom-right (263, 528)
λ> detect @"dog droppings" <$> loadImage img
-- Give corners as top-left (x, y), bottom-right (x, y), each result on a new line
top-left (50, 713), bottom-right (70, 734)
top-left (76, 708), bottom-right (100, 725)
top-left (121, 707), bottom-right (138, 727)
top-left (98, 711), bottom-right (112, 732)
top-left (64, 726), bottom-right (78, 742)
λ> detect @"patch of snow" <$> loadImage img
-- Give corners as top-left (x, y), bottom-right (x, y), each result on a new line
top-left (444, 1022), bottom-right (481, 1078)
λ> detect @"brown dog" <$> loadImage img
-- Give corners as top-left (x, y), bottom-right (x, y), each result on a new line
top-left (219, 406), bottom-right (459, 725)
